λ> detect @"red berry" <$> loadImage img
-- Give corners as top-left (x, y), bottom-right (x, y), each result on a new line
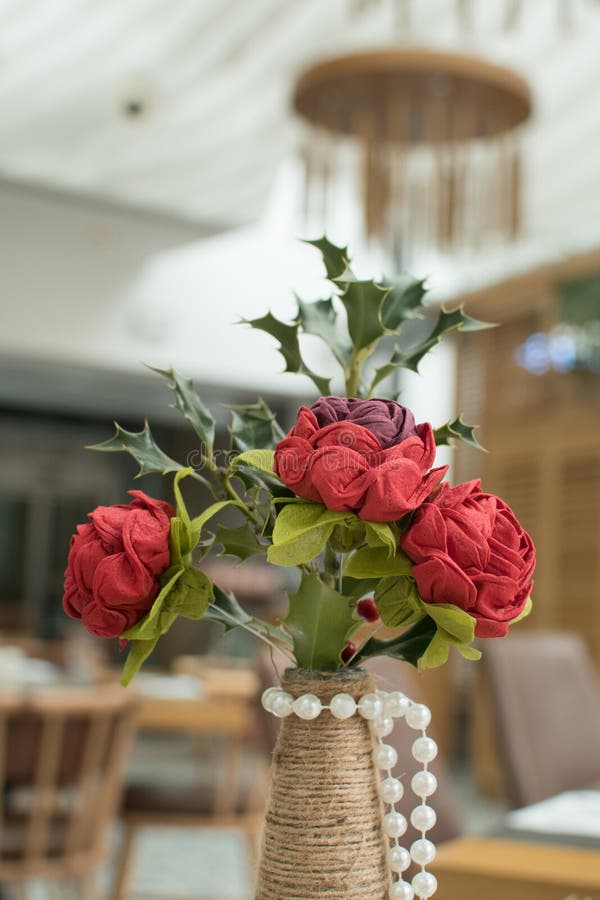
top-left (357, 597), bottom-right (379, 622)
top-left (341, 641), bottom-right (356, 663)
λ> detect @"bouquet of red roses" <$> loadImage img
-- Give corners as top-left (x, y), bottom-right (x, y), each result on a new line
top-left (63, 239), bottom-right (534, 683)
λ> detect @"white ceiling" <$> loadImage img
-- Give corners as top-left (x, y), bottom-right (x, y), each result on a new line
top-left (1, 0), bottom-right (600, 247)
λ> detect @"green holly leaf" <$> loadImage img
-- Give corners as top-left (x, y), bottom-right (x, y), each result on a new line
top-left (375, 576), bottom-right (423, 628)
top-left (285, 573), bottom-right (355, 669)
top-left (380, 277), bottom-right (427, 331)
top-left (355, 616), bottom-right (437, 667)
top-left (149, 366), bottom-right (215, 452)
top-left (215, 522), bottom-right (265, 562)
top-left (205, 587), bottom-right (292, 649)
top-left (232, 449), bottom-right (277, 477)
top-left (296, 296), bottom-right (352, 367)
top-left (88, 421), bottom-right (183, 477)
top-left (226, 399), bottom-right (285, 453)
top-left (434, 415), bottom-right (485, 451)
top-left (370, 306), bottom-right (494, 391)
top-left (343, 547), bottom-right (413, 579)
top-left (336, 276), bottom-right (391, 352)
top-left (304, 235), bottom-right (350, 280)
top-left (243, 313), bottom-right (330, 395)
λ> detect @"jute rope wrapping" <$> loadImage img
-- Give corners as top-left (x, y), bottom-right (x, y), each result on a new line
top-left (256, 668), bottom-right (389, 900)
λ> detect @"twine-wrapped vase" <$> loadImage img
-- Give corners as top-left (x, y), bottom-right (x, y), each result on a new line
top-left (257, 668), bottom-right (389, 899)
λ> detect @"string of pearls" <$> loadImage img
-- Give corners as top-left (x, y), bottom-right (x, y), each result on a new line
top-left (262, 686), bottom-right (438, 900)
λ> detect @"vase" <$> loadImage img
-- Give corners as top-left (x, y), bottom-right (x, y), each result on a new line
top-left (256, 668), bottom-right (390, 900)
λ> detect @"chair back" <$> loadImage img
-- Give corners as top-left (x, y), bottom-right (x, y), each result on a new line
top-left (0, 686), bottom-right (138, 882)
top-left (482, 629), bottom-right (600, 808)
top-left (366, 657), bottom-right (463, 844)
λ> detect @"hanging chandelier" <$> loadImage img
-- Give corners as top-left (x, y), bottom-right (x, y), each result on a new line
top-left (294, 48), bottom-right (531, 270)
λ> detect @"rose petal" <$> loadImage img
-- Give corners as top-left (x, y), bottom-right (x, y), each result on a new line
top-left (412, 554), bottom-right (478, 609)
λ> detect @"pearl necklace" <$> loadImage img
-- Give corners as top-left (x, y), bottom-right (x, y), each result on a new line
top-left (262, 686), bottom-right (438, 900)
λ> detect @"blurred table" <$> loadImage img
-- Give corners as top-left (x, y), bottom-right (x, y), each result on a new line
top-left (434, 837), bottom-right (600, 899)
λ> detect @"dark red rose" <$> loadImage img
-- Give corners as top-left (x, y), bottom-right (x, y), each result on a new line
top-left (274, 404), bottom-right (447, 522)
top-left (310, 397), bottom-right (417, 449)
top-left (63, 491), bottom-right (174, 638)
top-left (399, 480), bottom-right (535, 638)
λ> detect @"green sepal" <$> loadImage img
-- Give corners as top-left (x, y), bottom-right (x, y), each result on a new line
top-left (510, 595), bottom-right (533, 626)
top-left (226, 399), bottom-right (285, 453)
top-left (370, 306), bottom-right (494, 391)
top-left (418, 602), bottom-right (479, 670)
top-left (380, 276), bottom-right (427, 330)
top-left (215, 522), bottom-right (266, 562)
top-left (232, 449), bottom-right (277, 477)
top-left (149, 366), bottom-right (215, 452)
top-left (242, 313), bottom-right (330, 395)
top-left (285, 573), bottom-right (355, 669)
top-left (355, 617), bottom-right (437, 667)
top-left (434, 415), bottom-right (486, 452)
top-left (296, 296), bottom-right (352, 367)
top-left (88, 421), bottom-right (183, 477)
top-left (304, 235), bottom-right (350, 280)
top-left (336, 276), bottom-right (391, 352)
top-left (120, 637), bottom-right (160, 687)
top-left (343, 547), bottom-right (413, 579)
top-left (375, 576), bottom-right (423, 628)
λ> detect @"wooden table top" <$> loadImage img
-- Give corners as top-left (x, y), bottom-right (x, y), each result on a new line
top-left (433, 836), bottom-right (600, 899)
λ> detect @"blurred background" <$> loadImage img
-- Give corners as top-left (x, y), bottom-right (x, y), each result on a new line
top-left (1, 1), bottom-right (600, 898)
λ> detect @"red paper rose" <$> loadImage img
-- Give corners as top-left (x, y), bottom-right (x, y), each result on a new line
top-left (63, 491), bottom-right (174, 638)
top-left (274, 399), bottom-right (448, 522)
top-left (400, 480), bottom-right (535, 637)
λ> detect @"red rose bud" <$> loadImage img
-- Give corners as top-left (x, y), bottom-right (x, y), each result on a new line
top-left (357, 597), bottom-right (379, 622)
top-left (274, 402), bottom-right (448, 523)
top-left (400, 480), bottom-right (535, 638)
top-left (63, 491), bottom-right (174, 639)
top-left (341, 641), bottom-right (356, 663)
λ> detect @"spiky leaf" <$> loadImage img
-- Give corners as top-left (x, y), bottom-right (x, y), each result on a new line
top-left (355, 617), bottom-right (437, 667)
top-left (304, 235), bottom-right (350, 280)
top-left (243, 313), bottom-right (330, 394)
top-left (89, 422), bottom-right (183, 477)
top-left (205, 586), bottom-right (292, 649)
top-left (297, 296), bottom-right (352, 367)
top-left (215, 522), bottom-right (265, 562)
top-left (336, 277), bottom-right (391, 351)
top-left (227, 399), bottom-right (285, 453)
top-left (434, 415), bottom-right (485, 451)
top-left (380, 277), bottom-right (427, 331)
top-left (149, 366), bottom-right (215, 451)
top-left (285, 573), bottom-right (355, 669)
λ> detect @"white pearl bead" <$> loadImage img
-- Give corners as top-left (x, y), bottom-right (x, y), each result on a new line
top-left (381, 776), bottom-right (404, 803)
top-left (412, 871), bottom-right (437, 897)
top-left (410, 838), bottom-right (437, 865)
top-left (410, 804), bottom-right (437, 832)
top-left (411, 771), bottom-right (437, 798)
top-left (329, 693), bottom-right (357, 720)
top-left (390, 881), bottom-right (414, 900)
top-left (389, 844), bottom-right (411, 873)
top-left (384, 691), bottom-right (410, 718)
top-left (405, 703), bottom-right (431, 730)
top-left (383, 811), bottom-right (408, 838)
top-left (371, 716), bottom-right (394, 738)
top-left (292, 694), bottom-right (321, 720)
top-left (358, 693), bottom-right (383, 720)
top-left (412, 736), bottom-right (438, 763)
top-left (373, 743), bottom-right (398, 770)
top-left (271, 691), bottom-right (294, 717)
top-left (261, 687), bottom-right (279, 711)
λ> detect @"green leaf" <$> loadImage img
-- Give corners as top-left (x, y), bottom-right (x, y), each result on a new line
top-left (419, 627), bottom-right (454, 669)
top-left (88, 421), bottom-right (183, 477)
top-left (336, 277), bottom-right (391, 351)
top-left (296, 296), bottom-right (352, 367)
top-left (232, 449), bottom-right (277, 477)
top-left (380, 277), bottom-right (427, 330)
top-left (364, 521), bottom-right (399, 556)
top-left (356, 617), bottom-right (437, 667)
top-left (304, 235), bottom-right (350, 280)
top-left (243, 312), bottom-right (330, 394)
top-left (267, 502), bottom-right (351, 566)
top-left (285, 573), bottom-right (355, 669)
top-left (375, 576), bottom-right (423, 628)
top-left (149, 366), bottom-right (215, 451)
top-left (343, 547), bottom-right (413, 579)
top-left (120, 636), bottom-right (160, 686)
top-left (205, 587), bottom-right (293, 649)
top-left (215, 522), bottom-right (265, 562)
top-left (226, 399), bottom-right (285, 453)
top-left (370, 306), bottom-right (494, 391)
top-left (457, 644), bottom-right (482, 661)
top-left (189, 500), bottom-right (236, 547)
top-left (422, 602), bottom-right (476, 643)
top-left (434, 416), bottom-right (486, 452)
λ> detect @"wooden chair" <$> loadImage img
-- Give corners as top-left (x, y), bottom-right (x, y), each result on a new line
top-left (0, 686), bottom-right (138, 898)
top-left (482, 629), bottom-right (600, 808)
top-left (114, 686), bottom-right (268, 900)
